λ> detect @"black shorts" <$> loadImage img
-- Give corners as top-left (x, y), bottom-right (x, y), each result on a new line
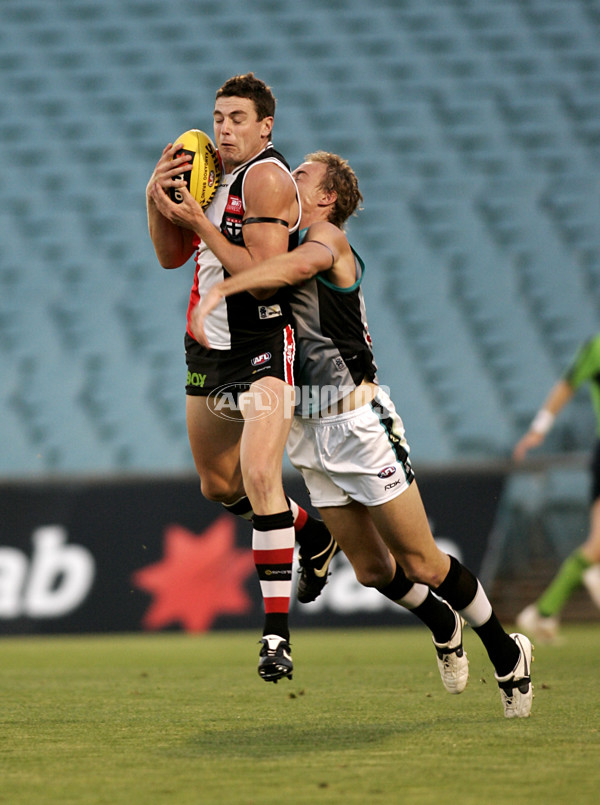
top-left (185, 324), bottom-right (296, 396)
top-left (590, 439), bottom-right (600, 503)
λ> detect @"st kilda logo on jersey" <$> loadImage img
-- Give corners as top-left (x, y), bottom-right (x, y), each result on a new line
top-left (224, 217), bottom-right (243, 240)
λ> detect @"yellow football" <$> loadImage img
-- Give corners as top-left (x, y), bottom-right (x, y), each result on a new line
top-left (169, 129), bottom-right (222, 208)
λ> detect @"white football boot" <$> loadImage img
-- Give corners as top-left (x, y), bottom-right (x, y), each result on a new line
top-left (495, 633), bottom-right (533, 718)
top-left (432, 610), bottom-right (469, 694)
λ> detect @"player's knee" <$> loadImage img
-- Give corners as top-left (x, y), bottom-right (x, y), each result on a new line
top-left (199, 475), bottom-right (239, 503)
top-left (401, 556), bottom-right (444, 588)
top-left (241, 462), bottom-right (278, 503)
top-left (354, 558), bottom-right (394, 589)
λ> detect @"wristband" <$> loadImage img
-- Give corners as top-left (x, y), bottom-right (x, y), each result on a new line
top-left (530, 409), bottom-right (555, 436)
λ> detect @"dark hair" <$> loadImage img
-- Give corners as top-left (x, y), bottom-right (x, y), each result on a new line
top-left (304, 151), bottom-right (363, 228)
top-left (216, 73), bottom-right (276, 121)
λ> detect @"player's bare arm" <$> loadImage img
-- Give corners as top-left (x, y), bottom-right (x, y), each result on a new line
top-left (189, 223), bottom-right (351, 347)
top-left (240, 162), bottom-right (299, 263)
top-left (148, 161), bottom-right (297, 278)
top-left (146, 142), bottom-right (197, 268)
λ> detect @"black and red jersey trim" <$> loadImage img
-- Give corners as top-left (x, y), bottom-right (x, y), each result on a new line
top-left (282, 323), bottom-right (296, 386)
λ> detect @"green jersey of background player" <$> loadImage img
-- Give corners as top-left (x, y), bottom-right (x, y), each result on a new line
top-left (514, 333), bottom-right (600, 643)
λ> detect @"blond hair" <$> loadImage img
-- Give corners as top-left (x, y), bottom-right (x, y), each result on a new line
top-left (304, 151), bottom-right (363, 228)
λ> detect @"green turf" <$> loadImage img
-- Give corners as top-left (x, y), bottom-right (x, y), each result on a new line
top-left (1, 625), bottom-right (599, 805)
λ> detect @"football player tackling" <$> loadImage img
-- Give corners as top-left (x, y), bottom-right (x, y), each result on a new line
top-left (191, 151), bottom-right (534, 717)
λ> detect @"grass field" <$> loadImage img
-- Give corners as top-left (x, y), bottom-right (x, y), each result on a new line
top-left (1, 625), bottom-right (599, 805)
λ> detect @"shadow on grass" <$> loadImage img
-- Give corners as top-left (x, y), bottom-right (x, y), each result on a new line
top-left (183, 715), bottom-right (460, 759)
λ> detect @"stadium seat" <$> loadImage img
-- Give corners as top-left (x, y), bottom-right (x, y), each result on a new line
top-left (2, 0), bottom-right (600, 477)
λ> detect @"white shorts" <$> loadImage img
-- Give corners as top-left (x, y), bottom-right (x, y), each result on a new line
top-left (286, 387), bottom-right (415, 508)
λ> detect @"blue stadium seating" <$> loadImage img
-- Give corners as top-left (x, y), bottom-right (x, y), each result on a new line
top-left (2, 0), bottom-right (600, 477)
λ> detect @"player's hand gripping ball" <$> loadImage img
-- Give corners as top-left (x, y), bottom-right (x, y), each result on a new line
top-left (169, 129), bottom-right (222, 208)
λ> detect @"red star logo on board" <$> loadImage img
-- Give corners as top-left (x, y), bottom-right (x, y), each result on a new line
top-left (131, 516), bottom-right (255, 633)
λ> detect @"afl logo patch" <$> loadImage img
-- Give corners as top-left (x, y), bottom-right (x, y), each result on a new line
top-left (251, 352), bottom-right (271, 367)
top-left (378, 466), bottom-right (396, 479)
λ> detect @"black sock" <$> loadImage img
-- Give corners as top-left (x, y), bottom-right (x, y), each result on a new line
top-left (222, 496), bottom-right (253, 520)
top-left (263, 614), bottom-right (290, 642)
top-left (435, 555), bottom-right (519, 675)
top-left (474, 616), bottom-right (519, 676)
top-left (379, 565), bottom-right (456, 643)
top-left (412, 595), bottom-right (457, 644)
top-left (435, 555), bottom-right (478, 609)
top-left (378, 564), bottom-right (414, 601)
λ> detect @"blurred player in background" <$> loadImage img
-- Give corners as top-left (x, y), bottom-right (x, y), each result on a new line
top-left (514, 334), bottom-right (600, 643)
top-left (191, 151), bottom-right (534, 717)
top-left (146, 73), bottom-right (337, 683)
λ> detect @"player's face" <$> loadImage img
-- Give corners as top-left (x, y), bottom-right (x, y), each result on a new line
top-left (213, 97), bottom-right (273, 170)
top-left (292, 161), bottom-right (329, 212)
